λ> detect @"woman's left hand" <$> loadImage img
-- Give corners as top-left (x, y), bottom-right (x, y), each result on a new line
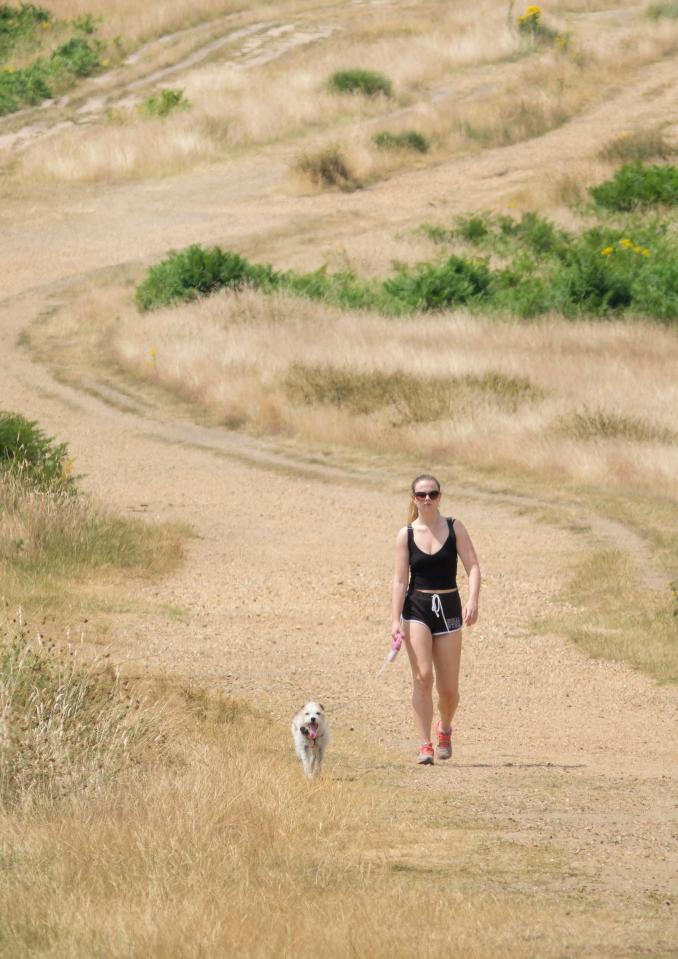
top-left (463, 602), bottom-right (478, 626)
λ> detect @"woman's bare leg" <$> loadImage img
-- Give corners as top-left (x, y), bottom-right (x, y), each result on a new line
top-left (432, 629), bottom-right (463, 731)
top-left (403, 620), bottom-right (434, 743)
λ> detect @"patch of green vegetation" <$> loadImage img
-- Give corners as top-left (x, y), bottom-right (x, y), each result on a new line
top-left (285, 364), bottom-right (542, 422)
top-left (135, 245), bottom-right (279, 311)
top-left (0, 411), bottom-right (186, 601)
top-left (373, 130), bottom-right (430, 153)
top-left (383, 256), bottom-right (492, 310)
top-left (0, 2), bottom-right (50, 63)
top-left (537, 548), bottom-right (678, 683)
top-left (328, 68), bottom-right (392, 97)
top-left (559, 408), bottom-right (677, 445)
top-left (136, 206), bottom-right (678, 322)
top-left (0, 5), bottom-right (104, 116)
top-left (590, 163), bottom-right (678, 211)
top-left (141, 87), bottom-right (189, 119)
top-left (646, 0), bottom-right (678, 18)
top-left (516, 4), bottom-right (562, 44)
top-left (0, 411), bottom-right (74, 491)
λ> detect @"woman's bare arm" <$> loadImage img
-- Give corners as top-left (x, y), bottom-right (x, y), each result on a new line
top-left (391, 527), bottom-right (410, 636)
top-left (455, 520), bottom-right (481, 625)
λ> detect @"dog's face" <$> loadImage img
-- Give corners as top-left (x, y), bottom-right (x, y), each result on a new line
top-left (296, 701), bottom-right (326, 741)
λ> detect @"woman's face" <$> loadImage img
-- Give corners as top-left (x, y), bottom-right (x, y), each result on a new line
top-left (412, 481), bottom-right (441, 513)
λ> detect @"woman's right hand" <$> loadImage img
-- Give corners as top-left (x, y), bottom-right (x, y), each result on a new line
top-left (391, 620), bottom-right (403, 640)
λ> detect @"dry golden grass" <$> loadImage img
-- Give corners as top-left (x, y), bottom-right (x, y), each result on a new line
top-left (46, 0), bottom-right (258, 45)
top-left (16, 0), bottom-right (521, 182)
top-left (106, 288), bottom-right (678, 500)
top-left (0, 629), bottom-right (606, 959)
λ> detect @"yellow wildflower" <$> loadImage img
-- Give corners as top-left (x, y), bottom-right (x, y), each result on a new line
top-left (149, 346), bottom-right (157, 358)
top-left (640, 248), bottom-right (651, 257)
top-left (600, 246), bottom-right (614, 257)
top-left (41, 21), bottom-right (50, 29)
top-left (619, 238), bottom-right (633, 249)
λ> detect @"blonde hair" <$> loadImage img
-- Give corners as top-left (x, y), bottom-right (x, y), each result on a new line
top-left (407, 473), bottom-right (441, 524)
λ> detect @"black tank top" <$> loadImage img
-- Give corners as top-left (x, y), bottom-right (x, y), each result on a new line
top-left (408, 518), bottom-right (458, 591)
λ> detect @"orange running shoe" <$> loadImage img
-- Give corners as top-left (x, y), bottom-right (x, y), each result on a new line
top-left (417, 742), bottom-right (435, 765)
top-left (435, 721), bottom-right (453, 760)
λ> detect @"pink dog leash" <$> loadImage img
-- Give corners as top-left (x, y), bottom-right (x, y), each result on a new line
top-left (377, 629), bottom-right (404, 677)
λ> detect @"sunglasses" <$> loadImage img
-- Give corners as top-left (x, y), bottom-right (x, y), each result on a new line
top-left (413, 489), bottom-right (440, 501)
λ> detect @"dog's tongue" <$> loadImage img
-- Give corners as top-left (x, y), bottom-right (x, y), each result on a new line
top-left (308, 727), bottom-right (318, 741)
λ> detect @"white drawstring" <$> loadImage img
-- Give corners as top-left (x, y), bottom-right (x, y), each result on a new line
top-left (431, 593), bottom-right (451, 633)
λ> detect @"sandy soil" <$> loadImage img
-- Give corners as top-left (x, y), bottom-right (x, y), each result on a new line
top-left (1, 3), bottom-right (677, 954)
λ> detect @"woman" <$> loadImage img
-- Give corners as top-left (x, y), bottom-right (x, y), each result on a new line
top-left (391, 473), bottom-right (480, 765)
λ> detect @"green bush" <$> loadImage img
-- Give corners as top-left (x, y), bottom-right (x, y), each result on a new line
top-left (373, 130), bottom-right (429, 153)
top-left (0, 15), bottom-right (103, 116)
top-left (328, 69), bottom-right (392, 97)
top-left (0, 3), bottom-right (50, 63)
top-left (137, 214), bottom-right (678, 322)
top-left (0, 411), bottom-right (74, 490)
top-left (135, 245), bottom-right (279, 311)
top-left (590, 163), bottom-right (678, 210)
top-left (141, 88), bottom-right (189, 118)
top-left (383, 256), bottom-right (492, 311)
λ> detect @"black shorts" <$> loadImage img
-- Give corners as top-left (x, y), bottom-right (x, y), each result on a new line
top-left (402, 590), bottom-right (462, 636)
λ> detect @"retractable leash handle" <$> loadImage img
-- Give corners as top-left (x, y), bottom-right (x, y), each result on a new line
top-left (377, 629), bottom-right (404, 676)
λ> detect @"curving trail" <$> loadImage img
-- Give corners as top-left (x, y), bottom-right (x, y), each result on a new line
top-left (2, 4), bottom-right (677, 953)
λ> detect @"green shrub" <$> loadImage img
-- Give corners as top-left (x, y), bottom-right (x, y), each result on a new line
top-left (283, 266), bottom-right (381, 312)
top-left (135, 245), bottom-right (279, 311)
top-left (295, 145), bottom-right (362, 191)
top-left (646, 1), bottom-right (678, 17)
top-left (373, 130), bottom-right (429, 153)
top-left (383, 256), bottom-right (492, 311)
top-left (0, 17), bottom-right (102, 115)
top-left (516, 4), bottom-right (560, 42)
top-left (590, 163), bottom-right (678, 210)
top-left (328, 69), bottom-right (392, 97)
top-left (141, 87), bottom-right (189, 119)
top-left (50, 35), bottom-right (101, 77)
top-left (0, 3), bottom-right (50, 64)
top-left (0, 411), bottom-right (74, 490)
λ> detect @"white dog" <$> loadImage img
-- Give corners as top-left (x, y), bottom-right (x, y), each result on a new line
top-left (291, 701), bottom-right (330, 779)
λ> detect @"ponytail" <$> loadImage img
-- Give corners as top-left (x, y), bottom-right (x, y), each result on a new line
top-left (407, 473), bottom-right (440, 525)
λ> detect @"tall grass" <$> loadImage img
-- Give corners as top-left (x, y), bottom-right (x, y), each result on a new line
top-left (108, 287), bottom-right (678, 499)
top-left (0, 613), bottom-right (170, 809)
top-left (0, 631), bottom-right (581, 957)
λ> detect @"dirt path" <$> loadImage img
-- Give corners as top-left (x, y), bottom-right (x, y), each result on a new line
top-left (1, 6), bottom-right (677, 953)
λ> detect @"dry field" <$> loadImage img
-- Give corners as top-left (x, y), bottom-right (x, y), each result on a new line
top-left (2, 0), bottom-right (678, 956)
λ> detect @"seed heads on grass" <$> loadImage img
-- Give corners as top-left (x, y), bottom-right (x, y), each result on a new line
top-left (559, 407), bottom-right (677, 445)
top-left (599, 128), bottom-right (676, 164)
top-left (294, 145), bottom-right (362, 192)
